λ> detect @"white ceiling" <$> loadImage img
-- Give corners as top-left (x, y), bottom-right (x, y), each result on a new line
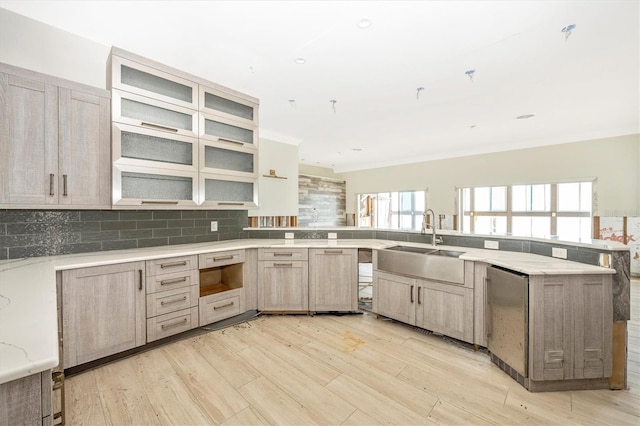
top-left (2, 0), bottom-right (638, 172)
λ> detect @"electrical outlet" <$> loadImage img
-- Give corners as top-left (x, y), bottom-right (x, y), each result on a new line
top-left (484, 240), bottom-right (499, 250)
top-left (210, 221), bottom-right (218, 232)
top-left (285, 232), bottom-right (294, 239)
top-left (328, 232), bottom-right (337, 239)
top-left (552, 247), bottom-right (568, 259)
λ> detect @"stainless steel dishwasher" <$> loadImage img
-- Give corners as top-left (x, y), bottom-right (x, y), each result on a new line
top-left (486, 265), bottom-right (529, 384)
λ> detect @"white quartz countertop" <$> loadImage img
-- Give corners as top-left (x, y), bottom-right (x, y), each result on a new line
top-left (0, 238), bottom-right (615, 385)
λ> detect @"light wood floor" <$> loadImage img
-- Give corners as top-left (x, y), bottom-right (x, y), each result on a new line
top-left (65, 278), bottom-right (640, 425)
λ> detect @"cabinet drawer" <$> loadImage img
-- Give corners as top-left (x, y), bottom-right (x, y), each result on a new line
top-left (199, 291), bottom-right (242, 326)
top-left (259, 248), bottom-right (308, 261)
top-left (112, 89), bottom-right (198, 138)
top-left (146, 285), bottom-right (198, 318)
top-left (146, 255), bottom-right (197, 277)
top-left (111, 55), bottom-right (198, 110)
top-left (112, 122), bottom-right (198, 172)
top-left (146, 307), bottom-right (198, 342)
top-left (146, 269), bottom-right (198, 294)
top-left (199, 84), bottom-right (258, 126)
top-left (199, 250), bottom-right (245, 268)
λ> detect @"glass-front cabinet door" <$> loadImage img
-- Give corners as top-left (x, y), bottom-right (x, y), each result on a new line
top-left (112, 90), bottom-right (198, 138)
top-left (113, 165), bottom-right (198, 207)
top-left (199, 84), bottom-right (258, 127)
top-left (199, 112), bottom-right (257, 146)
top-left (113, 123), bottom-right (198, 172)
top-left (199, 141), bottom-right (256, 178)
top-left (199, 173), bottom-right (257, 209)
top-left (111, 55), bottom-right (198, 110)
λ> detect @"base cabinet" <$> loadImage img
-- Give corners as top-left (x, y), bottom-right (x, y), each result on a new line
top-left (373, 271), bottom-right (416, 324)
top-left (309, 248), bottom-right (358, 312)
top-left (416, 279), bottom-right (474, 343)
top-left (529, 274), bottom-right (613, 381)
top-left (62, 262), bottom-right (146, 368)
top-left (0, 370), bottom-right (52, 426)
top-left (258, 248), bottom-right (309, 312)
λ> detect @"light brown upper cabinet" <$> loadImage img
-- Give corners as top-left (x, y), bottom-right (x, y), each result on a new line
top-left (0, 63), bottom-right (111, 208)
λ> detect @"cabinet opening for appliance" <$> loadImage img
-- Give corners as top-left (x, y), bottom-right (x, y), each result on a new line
top-left (200, 263), bottom-right (243, 297)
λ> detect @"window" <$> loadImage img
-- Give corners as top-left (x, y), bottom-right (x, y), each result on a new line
top-left (358, 190), bottom-right (425, 230)
top-left (459, 181), bottom-right (592, 241)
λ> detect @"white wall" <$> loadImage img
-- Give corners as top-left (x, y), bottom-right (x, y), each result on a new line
top-left (0, 8), bottom-right (109, 88)
top-left (338, 134), bottom-right (640, 217)
top-left (249, 139), bottom-right (299, 216)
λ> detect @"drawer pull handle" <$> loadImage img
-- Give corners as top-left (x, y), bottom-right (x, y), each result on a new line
top-left (160, 277), bottom-right (188, 286)
top-left (62, 174), bottom-right (68, 196)
top-left (213, 255), bottom-right (234, 261)
top-left (214, 301), bottom-right (235, 310)
top-left (141, 121), bottom-right (179, 133)
top-left (160, 260), bottom-right (188, 268)
top-left (161, 318), bottom-right (188, 329)
top-left (274, 262), bottom-right (293, 267)
top-left (160, 296), bottom-right (187, 306)
top-left (141, 200), bottom-right (180, 205)
top-left (218, 137), bottom-right (244, 146)
top-left (324, 249), bottom-right (343, 254)
top-left (273, 252), bottom-right (293, 257)
top-left (49, 173), bottom-right (55, 196)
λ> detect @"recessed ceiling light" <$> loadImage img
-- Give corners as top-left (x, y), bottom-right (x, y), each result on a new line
top-left (516, 114), bottom-right (535, 119)
top-left (295, 57), bottom-right (306, 64)
top-left (357, 18), bottom-right (372, 29)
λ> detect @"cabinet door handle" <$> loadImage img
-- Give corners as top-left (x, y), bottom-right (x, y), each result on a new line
top-left (49, 173), bottom-right (55, 196)
top-left (213, 301), bottom-right (235, 310)
top-left (273, 252), bottom-right (293, 257)
top-left (324, 249), bottom-right (343, 254)
top-left (410, 285), bottom-right (414, 303)
top-left (141, 121), bottom-right (179, 133)
top-left (274, 262), bottom-right (293, 267)
top-left (63, 174), bottom-right (68, 196)
top-left (418, 287), bottom-right (422, 305)
top-left (138, 269), bottom-right (143, 291)
top-left (217, 137), bottom-right (244, 146)
top-left (160, 296), bottom-right (187, 306)
top-left (218, 202), bottom-right (245, 206)
top-left (213, 255), bottom-right (234, 261)
top-left (161, 318), bottom-right (188, 329)
top-left (160, 276), bottom-right (188, 286)
top-left (485, 276), bottom-right (491, 338)
top-left (141, 200), bottom-right (180, 205)
top-left (160, 260), bottom-right (188, 269)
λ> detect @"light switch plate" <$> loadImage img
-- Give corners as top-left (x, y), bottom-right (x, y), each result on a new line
top-left (484, 240), bottom-right (499, 250)
top-left (210, 221), bottom-right (218, 232)
top-left (328, 232), bottom-right (338, 239)
top-left (552, 247), bottom-right (568, 259)
top-left (285, 232), bottom-right (294, 239)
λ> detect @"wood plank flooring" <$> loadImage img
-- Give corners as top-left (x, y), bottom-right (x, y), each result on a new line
top-left (64, 278), bottom-right (640, 425)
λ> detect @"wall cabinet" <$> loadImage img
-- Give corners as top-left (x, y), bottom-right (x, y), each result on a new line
top-left (108, 47), bottom-right (259, 208)
top-left (309, 248), bottom-right (358, 312)
top-left (529, 274), bottom-right (613, 382)
top-left (62, 262), bottom-right (146, 368)
top-left (258, 248), bottom-right (309, 312)
top-left (145, 255), bottom-right (199, 342)
top-left (0, 63), bottom-right (111, 208)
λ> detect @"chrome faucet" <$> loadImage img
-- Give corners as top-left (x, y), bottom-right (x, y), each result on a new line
top-left (422, 208), bottom-right (441, 246)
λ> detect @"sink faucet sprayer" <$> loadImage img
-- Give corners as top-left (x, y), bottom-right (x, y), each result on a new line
top-left (422, 209), bottom-right (442, 246)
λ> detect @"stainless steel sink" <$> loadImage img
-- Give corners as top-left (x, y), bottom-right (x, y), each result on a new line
top-left (378, 246), bottom-right (466, 284)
